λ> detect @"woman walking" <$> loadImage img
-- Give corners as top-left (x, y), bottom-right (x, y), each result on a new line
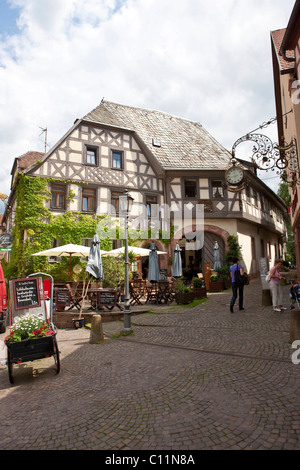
top-left (229, 257), bottom-right (245, 313)
top-left (269, 259), bottom-right (287, 312)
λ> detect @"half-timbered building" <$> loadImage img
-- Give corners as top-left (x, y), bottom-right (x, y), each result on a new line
top-left (3, 100), bottom-right (287, 278)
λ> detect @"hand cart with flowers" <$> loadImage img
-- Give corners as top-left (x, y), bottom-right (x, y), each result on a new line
top-left (5, 273), bottom-right (60, 384)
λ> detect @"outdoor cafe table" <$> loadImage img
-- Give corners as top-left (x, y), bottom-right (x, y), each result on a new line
top-left (144, 281), bottom-right (174, 304)
top-left (54, 287), bottom-right (122, 311)
top-left (87, 288), bottom-right (122, 311)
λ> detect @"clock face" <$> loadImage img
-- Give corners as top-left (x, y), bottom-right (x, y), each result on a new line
top-left (226, 166), bottom-right (244, 185)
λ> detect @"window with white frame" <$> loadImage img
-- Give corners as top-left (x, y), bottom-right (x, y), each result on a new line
top-left (112, 150), bottom-right (123, 169)
top-left (85, 146), bottom-right (98, 166)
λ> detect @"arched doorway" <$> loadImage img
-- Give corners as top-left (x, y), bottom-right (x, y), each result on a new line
top-left (172, 225), bottom-right (229, 281)
top-left (202, 232), bottom-right (225, 271)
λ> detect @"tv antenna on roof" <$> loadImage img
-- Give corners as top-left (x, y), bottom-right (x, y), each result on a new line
top-left (39, 127), bottom-right (48, 153)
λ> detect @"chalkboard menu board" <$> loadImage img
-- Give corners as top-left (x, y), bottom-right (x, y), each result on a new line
top-left (160, 269), bottom-right (168, 281)
top-left (13, 277), bottom-right (41, 310)
top-left (98, 290), bottom-right (117, 306)
top-left (55, 290), bottom-right (71, 306)
top-left (260, 258), bottom-right (269, 275)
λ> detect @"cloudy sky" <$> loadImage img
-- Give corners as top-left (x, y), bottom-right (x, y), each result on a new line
top-left (0, 0), bottom-right (296, 212)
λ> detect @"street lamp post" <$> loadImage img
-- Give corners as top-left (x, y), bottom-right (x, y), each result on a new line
top-left (120, 190), bottom-right (134, 333)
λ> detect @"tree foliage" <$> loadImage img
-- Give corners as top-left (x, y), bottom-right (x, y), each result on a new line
top-left (277, 182), bottom-right (295, 264)
top-left (3, 175), bottom-right (169, 284)
top-left (224, 234), bottom-right (243, 264)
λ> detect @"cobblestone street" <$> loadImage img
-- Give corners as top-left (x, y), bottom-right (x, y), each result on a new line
top-left (0, 278), bottom-right (299, 451)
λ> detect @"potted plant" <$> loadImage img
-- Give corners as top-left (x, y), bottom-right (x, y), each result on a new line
top-left (215, 266), bottom-right (231, 288)
top-left (174, 278), bottom-right (195, 304)
top-left (192, 277), bottom-right (207, 298)
top-left (209, 273), bottom-right (225, 292)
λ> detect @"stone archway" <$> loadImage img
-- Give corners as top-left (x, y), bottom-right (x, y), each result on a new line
top-left (172, 224), bottom-right (230, 275)
top-left (203, 225), bottom-right (230, 253)
top-left (172, 224), bottom-right (230, 253)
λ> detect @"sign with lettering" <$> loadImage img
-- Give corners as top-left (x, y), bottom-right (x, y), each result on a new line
top-left (13, 277), bottom-right (41, 310)
top-left (0, 233), bottom-right (12, 248)
top-left (259, 258), bottom-right (269, 275)
top-left (55, 290), bottom-right (71, 306)
top-left (159, 269), bottom-right (168, 281)
top-left (98, 290), bottom-right (117, 306)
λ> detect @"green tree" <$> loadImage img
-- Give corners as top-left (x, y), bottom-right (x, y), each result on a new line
top-left (225, 234), bottom-right (242, 264)
top-left (277, 182), bottom-right (291, 207)
top-left (277, 182), bottom-right (295, 264)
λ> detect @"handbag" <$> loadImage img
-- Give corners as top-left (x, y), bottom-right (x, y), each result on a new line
top-left (241, 273), bottom-right (249, 285)
top-left (234, 265), bottom-right (249, 285)
top-left (265, 272), bottom-right (270, 282)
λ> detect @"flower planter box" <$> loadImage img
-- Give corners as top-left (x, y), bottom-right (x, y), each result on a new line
top-left (6, 334), bottom-right (60, 384)
top-left (175, 292), bottom-right (195, 305)
top-left (193, 287), bottom-right (207, 299)
top-left (209, 281), bottom-right (225, 292)
top-left (6, 334), bottom-right (57, 363)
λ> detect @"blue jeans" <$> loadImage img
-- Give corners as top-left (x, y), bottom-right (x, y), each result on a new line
top-left (230, 282), bottom-right (244, 309)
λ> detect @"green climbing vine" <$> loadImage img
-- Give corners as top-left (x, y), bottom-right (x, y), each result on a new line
top-left (3, 174), bottom-right (172, 286)
top-left (5, 174), bottom-right (112, 280)
top-left (224, 234), bottom-right (243, 264)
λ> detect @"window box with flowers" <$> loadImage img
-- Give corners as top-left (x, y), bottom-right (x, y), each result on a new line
top-left (4, 314), bottom-right (60, 384)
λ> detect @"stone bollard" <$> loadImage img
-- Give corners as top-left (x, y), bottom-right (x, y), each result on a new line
top-left (261, 289), bottom-right (272, 306)
top-left (290, 310), bottom-right (300, 343)
top-left (89, 315), bottom-right (104, 344)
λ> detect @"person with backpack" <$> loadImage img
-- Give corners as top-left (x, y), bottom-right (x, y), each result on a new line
top-left (229, 257), bottom-right (245, 313)
top-left (269, 259), bottom-right (287, 312)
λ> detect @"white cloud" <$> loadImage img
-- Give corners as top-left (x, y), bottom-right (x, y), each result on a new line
top-left (0, 0), bottom-right (296, 199)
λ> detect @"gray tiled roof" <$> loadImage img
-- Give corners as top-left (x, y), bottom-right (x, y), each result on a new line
top-left (83, 100), bottom-right (232, 170)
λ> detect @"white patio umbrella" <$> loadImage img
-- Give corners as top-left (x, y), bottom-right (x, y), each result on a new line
top-left (103, 246), bottom-right (166, 257)
top-left (32, 243), bottom-right (107, 278)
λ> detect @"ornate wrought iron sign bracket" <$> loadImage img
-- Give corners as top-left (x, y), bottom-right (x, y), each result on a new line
top-left (227, 111), bottom-right (298, 191)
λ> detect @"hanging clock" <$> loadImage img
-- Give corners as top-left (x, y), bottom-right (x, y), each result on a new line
top-left (225, 164), bottom-right (245, 185)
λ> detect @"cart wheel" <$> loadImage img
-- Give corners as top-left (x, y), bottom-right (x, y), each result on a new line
top-left (7, 350), bottom-right (14, 384)
top-left (53, 337), bottom-right (60, 374)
